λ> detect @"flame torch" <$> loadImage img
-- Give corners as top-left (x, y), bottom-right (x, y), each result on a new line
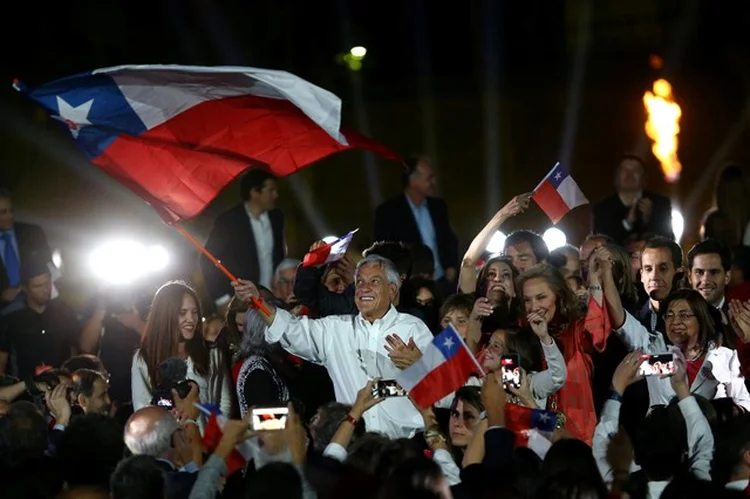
top-left (643, 79), bottom-right (682, 183)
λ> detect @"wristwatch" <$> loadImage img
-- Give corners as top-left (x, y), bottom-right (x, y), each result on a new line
top-left (424, 428), bottom-right (446, 446)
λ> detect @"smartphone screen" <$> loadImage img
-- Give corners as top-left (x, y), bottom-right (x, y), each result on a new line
top-left (501, 354), bottom-right (521, 389)
top-left (638, 353), bottom-right (676, 376)
top-left (155, 397), bottom-right (174, 409)
top-left (371, 380), bottom-right (406, 398)
top-left (251, 407), bottom-right (289, 431)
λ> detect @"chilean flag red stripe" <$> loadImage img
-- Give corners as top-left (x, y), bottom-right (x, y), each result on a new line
top-left (16, 65), bottom-right (401, 223)
top-left (396, 325), bottom-right (483, 407)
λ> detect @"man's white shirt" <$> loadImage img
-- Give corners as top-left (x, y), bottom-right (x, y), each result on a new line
top-left (266, 305), bottom-right (434, 438)
top-left (247, 208), bottom-right (274, 289)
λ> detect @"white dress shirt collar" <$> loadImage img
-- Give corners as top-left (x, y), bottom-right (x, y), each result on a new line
top-left (356, 304), bottom-right (399, 329)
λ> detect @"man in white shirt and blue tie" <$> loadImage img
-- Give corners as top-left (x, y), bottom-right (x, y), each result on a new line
top-left (233, 254), bottom-right (434, 439)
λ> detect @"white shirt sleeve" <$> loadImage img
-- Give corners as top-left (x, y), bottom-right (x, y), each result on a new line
top-left (432, 448), bottom-right (462, 486)
top-left (410, 320), bottom-right (436, 352)
top-left (265, 308), bottom-right (330, 365)
top-left (723, 349), bottom-right (750, 411)
top-left (679, 395), bottom-right (714, 481)
top-left (593, 399), bottom-right (620, 485)
top-left (131, 351), bottom-right (152, 411)
top-left (530, 340), bottom-right (567, 400)
top-left (322, 442), bottom-right (348, 462)
top-left (616, 311), bottom-right (658, 352)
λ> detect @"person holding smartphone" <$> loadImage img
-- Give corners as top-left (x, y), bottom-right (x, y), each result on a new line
top-left (603, 252), bottom-right (750, 410)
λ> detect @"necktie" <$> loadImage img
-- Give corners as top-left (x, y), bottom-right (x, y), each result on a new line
top-left (1, 232), bottom-right (20, 288)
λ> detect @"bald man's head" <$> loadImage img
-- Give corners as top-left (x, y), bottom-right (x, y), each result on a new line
top-left (124, 406), bottom-right (179, 457)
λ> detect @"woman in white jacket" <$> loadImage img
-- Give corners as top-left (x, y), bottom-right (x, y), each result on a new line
top-left (131, 281), bottom-right (232, 430)
top-left (603, 263), bottom-right (750, 410)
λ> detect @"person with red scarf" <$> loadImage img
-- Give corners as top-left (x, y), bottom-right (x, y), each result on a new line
top-left (515, 248), bottom-right (611, 444)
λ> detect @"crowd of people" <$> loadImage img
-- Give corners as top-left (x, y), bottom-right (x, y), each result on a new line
top-left (2, 155), bottom-right (750, 499)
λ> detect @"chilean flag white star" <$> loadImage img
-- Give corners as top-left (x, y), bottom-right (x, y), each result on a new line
top-left (53, 96), bottom-right (93, 138)
top-left (443, 336), bottom-right (455, 350)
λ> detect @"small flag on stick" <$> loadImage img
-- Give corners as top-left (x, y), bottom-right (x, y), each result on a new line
top-left (302, 229), bottom-right (358, 267)
top-left (532, 163), bottom-right (588, 224)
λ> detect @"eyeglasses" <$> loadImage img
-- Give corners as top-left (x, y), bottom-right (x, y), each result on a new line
top-left (664, 311), bottom-right (696, 323)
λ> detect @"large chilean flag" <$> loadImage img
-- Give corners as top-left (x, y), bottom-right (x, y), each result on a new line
top-left (15, 65), bottom-right (400, 223)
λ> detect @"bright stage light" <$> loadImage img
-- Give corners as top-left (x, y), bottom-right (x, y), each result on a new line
top-left (350, 46), bottom-right (367, 58)
top-left (672, 209), bottom-right (684, 242)
top-left (146, 245), bottom-right (170, 272)
top-left (486, 231), bottom-right (507, 254)
top-left (90, 240), bottom-right (170, 285)
top-left (51, 249), bottom-right (63, 269)
top-left (322, 236), bottom-right (338, 244)
top-left (543, 228), bottom-right (567, 251)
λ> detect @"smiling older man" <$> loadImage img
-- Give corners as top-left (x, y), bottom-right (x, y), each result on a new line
top-left (233, 254), bottom-right (433, 438)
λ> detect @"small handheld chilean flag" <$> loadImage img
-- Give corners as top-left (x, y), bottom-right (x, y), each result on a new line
top-left (505, 403), bottom-right (557, 458)
top-left (396, 324), bottom-right (484, 407)
top-left (532, 163), bottom-right (589, 224)
top-left (196, 403), bottom-right (254, 476)
top-left (302, 229), bottom-right (358, 267)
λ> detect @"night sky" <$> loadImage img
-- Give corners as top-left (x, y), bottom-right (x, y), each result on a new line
top-left (1, 0), bottom-right (749, 302)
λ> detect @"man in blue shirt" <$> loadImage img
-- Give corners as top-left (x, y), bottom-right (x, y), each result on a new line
top-left (374, 156), bottom-right (459, 288)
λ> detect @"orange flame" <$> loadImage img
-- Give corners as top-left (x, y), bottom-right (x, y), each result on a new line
top-left (643, 79), bottom-right (682, 183)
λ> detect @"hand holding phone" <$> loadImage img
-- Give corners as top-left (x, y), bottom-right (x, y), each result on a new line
top-left (251, 407), bottom-right (289, 431)
top-left (500, 354), bottom-right (521, 389)
top-left (637, 353), bottom-right (676, 377)
top-left (371, 379), bottom-right (406, 398)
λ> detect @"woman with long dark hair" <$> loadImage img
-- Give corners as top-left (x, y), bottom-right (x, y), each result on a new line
top-left (131, 281), bottom-right (232, 428)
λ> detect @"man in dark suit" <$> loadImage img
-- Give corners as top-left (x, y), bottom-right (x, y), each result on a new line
top-left (592, 154), bottom-right (673, 246)
top-left (201, 170), bottom-right (285, 310)
top-left (374, 156), bottom-right (459, 286)
top-left (0, 188), bottom-right (52, 311)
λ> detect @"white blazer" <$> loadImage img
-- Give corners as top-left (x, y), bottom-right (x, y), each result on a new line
top-left (131, 348), bottom-right (233, 432)
top-left (616, 311), bottom-right (750, 410)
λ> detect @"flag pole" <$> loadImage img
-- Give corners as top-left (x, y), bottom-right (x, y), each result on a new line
top-left (173, 223), bottom-right (270, 316)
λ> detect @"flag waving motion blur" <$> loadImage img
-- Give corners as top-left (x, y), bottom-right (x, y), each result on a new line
top-left (15, 65), bottom-right (401, 223)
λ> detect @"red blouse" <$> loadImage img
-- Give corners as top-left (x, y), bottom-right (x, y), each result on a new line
top-left (545, 296), bottom-right (611, 445)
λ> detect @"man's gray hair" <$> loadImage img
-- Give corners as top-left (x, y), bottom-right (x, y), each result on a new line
top-left (124, 407), bottom-right (180, 457)
top-left (355, 254), bottom-right (401, 288)
top-left (275, 258), bottom-right (302, 280)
